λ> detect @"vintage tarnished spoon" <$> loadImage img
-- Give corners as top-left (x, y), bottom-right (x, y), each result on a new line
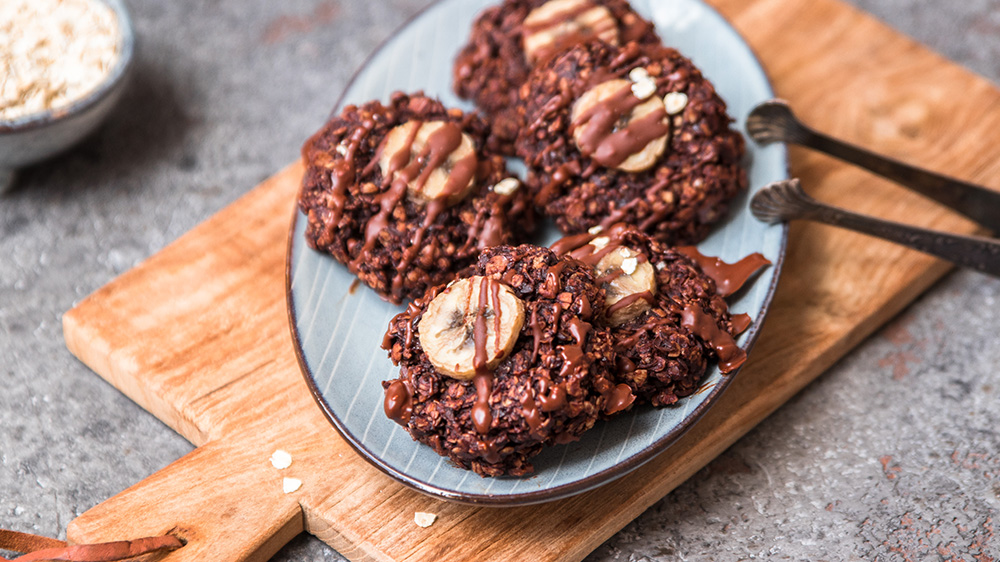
top-left (747, 99), bottom-right (1000, 232)
top-left (751, 179), bottom-right (1000, 277)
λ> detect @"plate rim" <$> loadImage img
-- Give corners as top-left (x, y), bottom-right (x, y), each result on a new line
top-left (286, 0), bottom-right (790, 506)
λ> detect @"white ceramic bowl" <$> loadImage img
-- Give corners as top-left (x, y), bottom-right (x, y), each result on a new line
top-left (0, 0), bottom-right (135, 192)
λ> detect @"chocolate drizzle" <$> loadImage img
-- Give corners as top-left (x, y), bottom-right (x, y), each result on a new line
top-left (600, 198), bottom-right (641, 230)
top-left (598, 105), bottom-right (668, 167)
top-left (567, 316), bottom-right (591, 344)
top-left (529, 302), bottom-right (542, 363)
top-left (539, 379), bottom-right (567, 412)
top-left (472, 276), bottom-right (491, 373)
top-left (604, 383), bottom-right (635, 415)
top-left (542, 260), bottom-right (569, 296)
top-left (681, 303), bottom-right (746, 373)
top-left (731, 313), bottom-right (752, 336)
top-left (567, 76), bottom-right (672, 171)
top-left (326, 119), bottom-right (376, 228)
top-left (384, 379), bottom-right (412, 425)
top-left (537, 161), bottom-right (579, 204)
top-left (472, 373), bottom-right (493, 434)
top-left (379, 245), bottom-right (623, 476)
top-left (572, 84), bottom-right (641, 168)
top-left (521, 386), bottom-right (543, 436)
top-left (474, 190), bottom-right (517, 251)
top-left (550, 301), bottom-right (564, 335)
top-left (676, 246), bottom-right (770, 297)
top-left (558, 337), bottom-right (585, 378)
top-left (471, 276), bottom-right (495, 434)
top-left (350, 121), bottom-right (421, 271)
top-left (596, 267), bottom-right (626, 285)
top-left (605, 290), bottom-right (654, 318)
top-left (551, 224), bottom-right (762, 389)
top-left (578, 293), bottom-right (592, 318)
top-left (558, 315), bottom-right (590, 389)
top-left (300, 93), bottom-right (543, 306)
top-left (549, 230), bottom-right (599, 256)
top-left (382, 122), bottom-right (479, 300)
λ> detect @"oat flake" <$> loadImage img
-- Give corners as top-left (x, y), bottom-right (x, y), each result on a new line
top-left (492, 177), bottom-right (520, 196)
top-left (282, 477), bottom-right (302, 494)
top-left (627, 67), bottom-right (651, 83)
top-left (591, 236), bottom-right (610, 249)
top-left (664, 92), bottom-right (689, 116)
top-left (630, 78), bottom-right (656, 101)
top-left (0, 0), bottom-right (120, 121)
top-left (270, 449), bottom-right (292, 470)
top-left (414, 512), bottom-right (437, 528)
top-left (621, 256), bottom-right (638, 275)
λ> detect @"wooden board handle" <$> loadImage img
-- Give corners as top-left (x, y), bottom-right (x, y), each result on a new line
top-left (67, 435), bottom-right (303, 562)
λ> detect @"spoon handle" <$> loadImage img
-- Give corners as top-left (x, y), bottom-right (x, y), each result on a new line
top-left (747, 100), bottom-right (1000, 232)
top-left (751, 179), bottom-right (1000, 277)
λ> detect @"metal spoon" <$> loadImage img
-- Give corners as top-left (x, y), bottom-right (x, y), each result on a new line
top-left (751, 179), bottom-right (1000, 277)
top-left (746, 99), bottom-right (1000, 232)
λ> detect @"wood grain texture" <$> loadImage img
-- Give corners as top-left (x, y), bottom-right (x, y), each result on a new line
top-left (62, 0), bottom-right (1000, 560)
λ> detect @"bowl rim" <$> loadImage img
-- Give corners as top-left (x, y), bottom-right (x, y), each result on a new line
top-left (0, 0), bottom-right (136, 134)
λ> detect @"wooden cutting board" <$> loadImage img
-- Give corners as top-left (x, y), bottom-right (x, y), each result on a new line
top-left (61, 0), bottom-right (1000, 560)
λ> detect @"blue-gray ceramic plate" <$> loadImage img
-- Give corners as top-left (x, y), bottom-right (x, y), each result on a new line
top-left (288, 0), bottom-right (788, 505)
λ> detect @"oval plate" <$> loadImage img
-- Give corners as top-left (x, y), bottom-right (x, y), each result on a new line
top-left (287, 0), bottom-right (788, 505)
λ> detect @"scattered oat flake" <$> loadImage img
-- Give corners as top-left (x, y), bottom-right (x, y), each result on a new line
top-left (270, 449), bottom-right (292, 470)
top-left (414, 512), bottom-right (437, 528)
top-left (592, 236), bottom-right (610, 249)
top-left (621, 257), bottom-right (638, 275)
top-left (628, 67), bottom-right (651, 83)
top-left (664, 92), bottom-right (689, 115)
top-left (282, 477), bottom-right (302, 494)
top-left (493, 177), bottom-right (520, 195)
top-left (630, 78), bottom-right (656, 100)
top-left (0, 0), bottom-right (120, 120)
top-left (588, 225), bottom-right (604, 235)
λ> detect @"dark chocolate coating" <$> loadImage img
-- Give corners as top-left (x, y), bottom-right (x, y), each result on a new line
top-left (298, 91), bottom-right (535, 304)
top-left (453, 0), bottom-right (659, 155)
top-left (382, 245), bottom-right (617, 476)
top-left (516, 40), bottom-right (746, 244)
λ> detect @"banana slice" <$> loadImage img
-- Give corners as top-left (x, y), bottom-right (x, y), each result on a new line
top-left (522, 0), bottom-right (619, 65)
top-left (418, 276), bottom-right (526, 380)
top-left (571, 78), bottom-right (669, 173)
top-left (596, 246), bottom-right (657, 325)
top-left (379, 120), bottom-right (478, 206)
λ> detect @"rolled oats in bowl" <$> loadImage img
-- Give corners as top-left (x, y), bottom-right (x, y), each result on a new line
top-left (1, 0), bottom-right (120, 121)
top-left (0, 0), bottom-right (133, 192)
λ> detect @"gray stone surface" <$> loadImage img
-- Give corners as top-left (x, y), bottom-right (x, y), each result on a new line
top-left (1, 0), bottom-right (997, 560)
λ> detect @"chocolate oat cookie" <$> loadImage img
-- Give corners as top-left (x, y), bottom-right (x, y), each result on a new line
top-left (381, 245), bottom-right (631, 476)
top-left (552, 224), bottom-right (767, 407)
top-left (299, 91), bottom-right (534, 304)
top-left (453, 0), bottom-right (658, 154)
top-left (516, 40), bottom-right (747, 244)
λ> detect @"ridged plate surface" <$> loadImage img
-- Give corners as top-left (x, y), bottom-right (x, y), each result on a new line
top-left (288, 0), bottom-right (788, 504)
